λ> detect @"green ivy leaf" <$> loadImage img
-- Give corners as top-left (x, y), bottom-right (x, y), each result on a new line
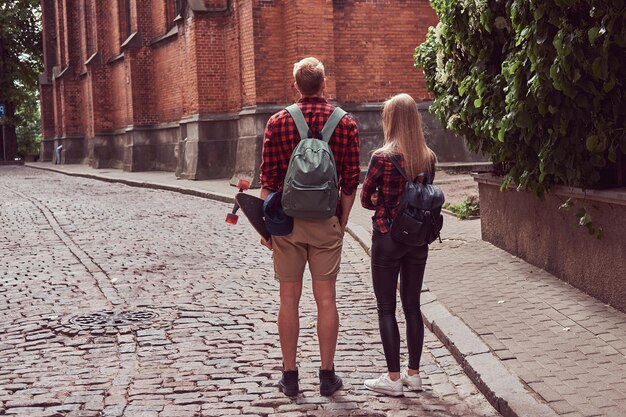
top-left (603, 77), bottom-right (617, 92)
top-left (588, 27), bottom-right (600, 44)
top-left (516, 111), bottom-right (532, 129)
top-left (586, 135), bottom-right (599, 152)
top-left (559, 198), bottom-right (573, 211)
top-left (536, 25), bottom-right (549, 44)
top-left (592, 57), bottom-right (609, 80)
top-left (498, 127), bottom-right (505, 142)
top-left (474, 98), bottom-right (483, 108)
top-left (608, 148), bottom-right (617, 163)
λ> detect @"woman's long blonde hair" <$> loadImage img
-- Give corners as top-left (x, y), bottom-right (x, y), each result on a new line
top-left (375, 93), bottom-right (436, 180)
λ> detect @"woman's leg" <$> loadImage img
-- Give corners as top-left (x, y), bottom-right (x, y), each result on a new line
top-left (371, 232), bottom-right (404, 374)
top-left (399, 245), bottom-right (428, 372)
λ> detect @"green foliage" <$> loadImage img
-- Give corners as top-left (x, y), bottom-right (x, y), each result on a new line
top-left (16, 89), bottom-right (41, 156)
top-left (0, 0), bottom-right (42, 98)
top-left (415, 0), bottom-right (626, 198)
top-left (443, 196), bottom-right (480, 219)
top-left (558, 198), bottom-right (603, 239)
top-left (0, 0), bottom-right (43, 154)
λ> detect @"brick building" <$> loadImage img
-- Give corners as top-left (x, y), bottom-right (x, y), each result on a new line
top-left (39, 0), bottom-right (477, 182)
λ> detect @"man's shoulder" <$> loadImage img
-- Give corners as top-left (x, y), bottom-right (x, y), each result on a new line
top-left (341, 112), bottom-right (358, 129)
top-left (267, 108), bottom-right (290, 126)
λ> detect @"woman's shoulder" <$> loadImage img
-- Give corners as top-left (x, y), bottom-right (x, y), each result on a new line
top-left (371, 149), bottom-right (402, 163)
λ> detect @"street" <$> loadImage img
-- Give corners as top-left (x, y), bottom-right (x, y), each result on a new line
top-left (0, 166), bottom-right (498, 417)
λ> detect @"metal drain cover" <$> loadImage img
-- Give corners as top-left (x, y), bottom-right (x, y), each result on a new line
top-left (68, 310), bottom-right (159, 328)
top-left (55, 307), bottom-right (177, 335)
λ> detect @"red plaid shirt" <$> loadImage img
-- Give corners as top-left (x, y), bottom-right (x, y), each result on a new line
top-left (361, 153), bottom-right (436, 233)
top-left (260, 97), bottom-right (360, 218)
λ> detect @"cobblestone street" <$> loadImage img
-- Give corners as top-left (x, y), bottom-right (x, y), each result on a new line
top-left (0, 166), bottom-right (498, 417)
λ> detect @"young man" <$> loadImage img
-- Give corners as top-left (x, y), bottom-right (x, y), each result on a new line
top-left (259, 57), bottom-right (360, 397)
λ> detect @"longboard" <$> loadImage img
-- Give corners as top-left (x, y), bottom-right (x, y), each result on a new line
top-left (235, 193), bottom-right (271, 240)
top-left (225, 179), bottom-right (271, 240)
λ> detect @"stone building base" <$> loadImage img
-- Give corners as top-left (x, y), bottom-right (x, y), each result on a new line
top-left (40, 102), bottom-right (485, 182)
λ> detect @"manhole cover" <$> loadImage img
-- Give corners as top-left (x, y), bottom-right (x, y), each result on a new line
top-left (68, 310), bottom-right (159, 328)
top-left (54, 306), bottom-right (178, 335)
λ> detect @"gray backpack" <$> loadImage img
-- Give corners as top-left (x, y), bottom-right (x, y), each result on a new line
top-left (281, 104), bottom-right (347, 219)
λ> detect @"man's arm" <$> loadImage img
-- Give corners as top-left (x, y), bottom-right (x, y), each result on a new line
top-left (260, 187), bottom-right (272, 200)
top-left (338, 118), bottom-right (361, 231)
top-left (259, 117), bottom-right (279, 250)
top-left (339, 191), bottom-right (356, 231)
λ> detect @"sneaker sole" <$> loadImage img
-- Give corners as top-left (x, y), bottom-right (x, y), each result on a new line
top-left (364, 383), bottom-right (403, 397)
top-left (320, 383), bottom-right (342, 397)
top-left (402, 381), bottom-right (423, 392)
top-left (278, 384), bottom-right (298, 397)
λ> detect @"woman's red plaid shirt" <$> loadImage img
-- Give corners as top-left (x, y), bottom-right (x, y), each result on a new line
top-left (361, 153), bottom-right (436, 233)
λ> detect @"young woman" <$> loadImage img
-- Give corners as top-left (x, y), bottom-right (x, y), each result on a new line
top-left (361, 93), bottom-right (437, 396)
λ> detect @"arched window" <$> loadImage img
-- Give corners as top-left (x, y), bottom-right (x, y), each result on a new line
top-left (166, 0), bottom-right (183, 23)
top-left (118, 0), bottom-right (132, 42)
top-left (84, 0), bottom-right (95, 55)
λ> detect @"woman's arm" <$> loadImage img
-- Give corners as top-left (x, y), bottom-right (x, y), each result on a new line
top-left (361, 154), bottom-right (383, 210)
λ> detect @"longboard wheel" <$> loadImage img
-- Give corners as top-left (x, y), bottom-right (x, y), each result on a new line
top-left (236, 179), bottom-right (250, 191)
top-left (225, 213), bottom-right (239, 224)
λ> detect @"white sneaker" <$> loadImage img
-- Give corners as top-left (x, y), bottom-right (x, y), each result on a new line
top-left (364, 373), bottom-right (403, 396)
top-left (401, 370), bottom-right (423, 391)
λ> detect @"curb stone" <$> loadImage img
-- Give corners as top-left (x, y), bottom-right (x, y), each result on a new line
top-left (346, 223), bottom-right (559, 417)
top-left (25, 164), bottom-right (236, 204)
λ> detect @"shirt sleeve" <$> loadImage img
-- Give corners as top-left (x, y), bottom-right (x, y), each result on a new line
top-left (428, 155), bottom-right (436, 184)
top-left (338, 117), bottom-right (360, 196)
top-left (260, 115), bottom-right (280, 191)
top-left (361, 154), bottom-right (383, 210)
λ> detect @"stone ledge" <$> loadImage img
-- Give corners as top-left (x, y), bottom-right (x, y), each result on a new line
top-left (474, 173), bottom-right (626, 206)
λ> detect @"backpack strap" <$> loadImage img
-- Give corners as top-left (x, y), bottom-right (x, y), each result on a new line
top-left (389, 155), bottom-right (429, 184)
top-left (320, 107), bottom-right (347, 143)
top-left (285, 104), bottom-right (312, 140)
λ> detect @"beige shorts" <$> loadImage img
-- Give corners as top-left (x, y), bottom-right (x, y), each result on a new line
top-left (272, 216), bottom-right (344, 282)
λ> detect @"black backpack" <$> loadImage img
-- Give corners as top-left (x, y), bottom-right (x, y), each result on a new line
top-left (384, 156), bottom-right (445, 246)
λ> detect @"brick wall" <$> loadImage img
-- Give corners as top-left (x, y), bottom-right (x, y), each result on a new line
top-left (333, 0), bottom-right (437, 103)
top-left (41, 0), bottom-right (439, 166)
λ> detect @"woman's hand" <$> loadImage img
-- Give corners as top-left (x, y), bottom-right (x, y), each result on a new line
top-left (370, 192), bottom-right (379, 206)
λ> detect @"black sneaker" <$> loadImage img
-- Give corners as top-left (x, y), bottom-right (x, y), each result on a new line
top-left (319, 367), bottom-right (343, 396)
top-left (278, 369), bottom-right (299, 397)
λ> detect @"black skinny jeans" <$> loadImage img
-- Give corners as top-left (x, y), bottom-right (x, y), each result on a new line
top-left (371, 230), bottom-right (428, 372)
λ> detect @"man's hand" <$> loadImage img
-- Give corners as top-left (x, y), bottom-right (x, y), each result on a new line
top-left (261, 236), bottom-right (272, 250)
top-left (339, 190), bottom-right (357, 235)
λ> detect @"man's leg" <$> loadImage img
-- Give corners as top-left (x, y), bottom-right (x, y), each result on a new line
top-left (312, 278), bottom-right (339, 370)
top-left (278, 280), bottom-right (303, 371)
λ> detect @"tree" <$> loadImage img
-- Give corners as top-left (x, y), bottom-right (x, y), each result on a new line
top-left (0, 0), bottom-right (43, 160)
top-left (415, 0), bottom-right (626, 198)
top-left (15, 88), bottom-right (41, 156)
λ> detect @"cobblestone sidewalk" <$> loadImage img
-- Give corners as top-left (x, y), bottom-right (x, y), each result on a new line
top-left (0, 166), bottom-right (498, 417)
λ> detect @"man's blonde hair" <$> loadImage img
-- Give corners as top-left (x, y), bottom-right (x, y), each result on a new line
top-left (293, 57), bottom-right (325, 96)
